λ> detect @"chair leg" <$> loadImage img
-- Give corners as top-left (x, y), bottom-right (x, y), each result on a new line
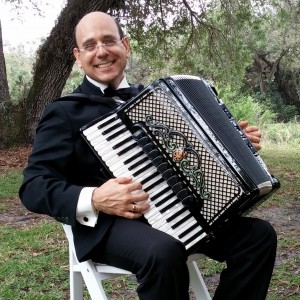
top-left (188, 260), bottom-right (212, 300)
top-left (69, 248), bottom-right (84, 300)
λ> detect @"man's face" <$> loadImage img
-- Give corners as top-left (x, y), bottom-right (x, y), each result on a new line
top-left (74, 13), bottom-right (130, 88)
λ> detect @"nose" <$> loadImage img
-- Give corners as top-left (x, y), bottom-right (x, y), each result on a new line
top-left (95, 44), bottom-right (109, 56)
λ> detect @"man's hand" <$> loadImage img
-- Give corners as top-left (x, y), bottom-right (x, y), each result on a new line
top-left (91, 177), bottom-right (150, 219)
top-left (239, 120), bottom-right (262, 151)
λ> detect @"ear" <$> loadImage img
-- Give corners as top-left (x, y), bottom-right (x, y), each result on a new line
top-left (73, 48), bottom-right (82, 68)
top-left (122, 36), bottom-right (131, 59)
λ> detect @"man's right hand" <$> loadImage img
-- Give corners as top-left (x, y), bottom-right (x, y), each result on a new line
top-left (91, 177), bottom-right (150, 219)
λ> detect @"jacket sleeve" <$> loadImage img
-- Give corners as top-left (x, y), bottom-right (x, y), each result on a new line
top-left (19, 102), bottom-right (84, 226)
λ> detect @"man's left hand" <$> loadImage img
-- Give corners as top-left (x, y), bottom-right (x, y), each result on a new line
top-left (239, 120), bottom-right (262, 151)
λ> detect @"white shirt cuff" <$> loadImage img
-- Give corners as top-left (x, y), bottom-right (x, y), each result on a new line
top-left (76, 187), bottom-right (98, 227)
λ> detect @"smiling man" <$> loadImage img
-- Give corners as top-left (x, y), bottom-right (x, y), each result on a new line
top-left (73, 12), bottom-right (131, 89)
top-left (20, 12), bottom-right (277, 300)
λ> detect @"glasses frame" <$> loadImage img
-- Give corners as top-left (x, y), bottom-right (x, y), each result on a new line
top-left (77, 37), bottom-right (125, 54)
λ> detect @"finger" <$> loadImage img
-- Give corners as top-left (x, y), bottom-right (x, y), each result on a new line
top-left (114, 177), bottom-right (133, 184)
top-left (238, 120), bottom-right (249, 130)
top-left (244, 126), bottom-right (261, 136)
top-left (251, 143), bottom-right (262, 151)
top-left (245, 134), bottom-right (261, 144)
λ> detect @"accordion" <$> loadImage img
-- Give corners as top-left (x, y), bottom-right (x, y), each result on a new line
top-left (80, 75), bottom-right (280, 254)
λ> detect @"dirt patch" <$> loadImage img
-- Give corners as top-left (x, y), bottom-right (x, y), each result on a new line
top-left (1, 147), bottom-right (299, 299)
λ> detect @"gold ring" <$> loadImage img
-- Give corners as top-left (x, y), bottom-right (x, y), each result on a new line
top-left (132, 204), bottom-right (136, 212)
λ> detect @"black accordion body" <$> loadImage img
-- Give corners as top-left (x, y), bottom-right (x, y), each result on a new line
top-left (81, 75), bottom-right (280, 254)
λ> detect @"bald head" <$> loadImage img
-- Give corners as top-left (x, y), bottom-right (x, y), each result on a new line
top-left (75, 12), bottom-right (124, 46)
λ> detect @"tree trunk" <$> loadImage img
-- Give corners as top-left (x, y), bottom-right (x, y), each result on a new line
top-left (0, 19), bottom-right (10, 104)
top-left (0, 19), bottom-right (12, 148)
top-left (15, 0), bottom-right (123, 145)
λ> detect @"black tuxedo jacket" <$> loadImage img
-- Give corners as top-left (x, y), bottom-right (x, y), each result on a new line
top-left (20, 76), bottom-right (144, 261)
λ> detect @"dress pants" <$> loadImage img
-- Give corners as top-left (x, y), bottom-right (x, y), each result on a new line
top-left (90, 216), bottom-right (277, 300)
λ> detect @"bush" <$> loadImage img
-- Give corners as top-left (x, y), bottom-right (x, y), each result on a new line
top-left (216, 84), bottom-right (277, 126)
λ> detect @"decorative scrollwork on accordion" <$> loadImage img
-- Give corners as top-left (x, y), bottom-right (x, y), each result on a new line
top-left (145, 115), bottom-right (211, 201)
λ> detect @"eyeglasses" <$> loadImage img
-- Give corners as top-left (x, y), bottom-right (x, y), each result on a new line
top-left (77, 38), bottom-right (124, 54)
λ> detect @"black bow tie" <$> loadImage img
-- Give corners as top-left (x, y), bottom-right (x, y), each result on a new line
top-left (103, 86), bottom-right (133, 101)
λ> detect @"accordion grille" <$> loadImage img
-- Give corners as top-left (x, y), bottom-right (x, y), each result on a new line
top-left (125, 87), bottom-right (240, 224)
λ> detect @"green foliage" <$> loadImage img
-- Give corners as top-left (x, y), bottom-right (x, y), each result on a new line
top-left (253, 88), bottom-right (300, 122)
top-left (261, 122), bottom-right (300, 149)
top-left (216, 84), bottom-right (277, 125)
top-left (4, 45), bottom-right (34, 104)
top-left (62, 64), bottom-right (84, 95)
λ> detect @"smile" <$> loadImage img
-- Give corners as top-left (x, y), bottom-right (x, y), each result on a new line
top-left (96, 61), bottom-right (114, 69)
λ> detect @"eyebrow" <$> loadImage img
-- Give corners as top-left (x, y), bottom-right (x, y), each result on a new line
top-left (81, 34), bottom-right (119, 46)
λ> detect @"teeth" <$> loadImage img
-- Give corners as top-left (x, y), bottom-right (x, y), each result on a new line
top-left (97, 62), bottom-right (113, 69)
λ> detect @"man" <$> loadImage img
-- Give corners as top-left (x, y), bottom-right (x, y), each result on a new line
top-left (19, 12), bottom-right (277, 300)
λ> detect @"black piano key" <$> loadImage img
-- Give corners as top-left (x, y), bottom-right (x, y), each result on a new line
top-left (166, 206), bottom-right (188, 222)
top-left (148, 149), bottom-right (160, 160)
top-left (140, 171), bottom-right (160, 185)
top-left (97, 115), bottom-right (118, 129)
top-left (112, 136), bottom-right (133, 150)
top-left (172, 182), bottom-right (183, 194)
top-left (176, 189), bottom-right (189, 200)
top-left (101, 121), bottom-right (123, 135)
top-left (132, 129), bottom-right (146, 140)
top-left (132, 162), bottom-right (153, 177)
top-left (161, 168), bottom-right (174, 179)
top-left (117, 142), bottom-right (138, 156)
top-left (137, 136), bottom-right (150, 147)
top-left (183, 231), bottom-right (202, 245)
top-left (128, 157), bottom-right (149, 171)
top-left (167, 175), bottom-right (179, 186)
top-left (181, 195), bottom-right (195, 206)
top-left (157, 162), bottom-right (169, 173)
top-left (179, 222), bottom-right (199, 239)
top-left (151, 186), bottom-right (171, 201)
top-left (171, 213), bottom-right (192, 229)
top-left (160, 198), bottom-right (182, 213)
top-left (155, 192), bottom-right (176, 207)
top-left (106, 127), bottom-right (128, 141)
top-left (123, 150), bottom-right (144, 165)
top-left (143, 142), bottom-right (155, 153)
top-left (152, 155), bottom-right (164, 166)
top-left (144, 177), bottom-right (165, 192)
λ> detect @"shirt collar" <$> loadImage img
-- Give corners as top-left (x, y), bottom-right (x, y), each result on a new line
top-left (86, 76), bottom-right (130, 93)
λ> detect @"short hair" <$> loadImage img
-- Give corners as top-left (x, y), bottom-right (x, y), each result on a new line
top-left (114, 18), bottom-right (125, 39)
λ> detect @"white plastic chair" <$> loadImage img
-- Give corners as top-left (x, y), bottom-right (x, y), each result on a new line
top-left (63, 224), bottom-right (211, 300)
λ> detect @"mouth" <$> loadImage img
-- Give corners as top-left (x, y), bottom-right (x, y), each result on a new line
top-left (95, 61), bottom-right (114, 69)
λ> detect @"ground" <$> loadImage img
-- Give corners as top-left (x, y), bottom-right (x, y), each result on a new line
top-left (0, 147), bottom-right (299, 299)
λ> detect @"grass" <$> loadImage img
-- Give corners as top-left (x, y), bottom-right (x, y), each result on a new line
top-left (0, 126), bottom-right (299, 299)
top-left (0, 170), bottom-right (23, 200)
top-left (0, 222), bottom-right (69, 299)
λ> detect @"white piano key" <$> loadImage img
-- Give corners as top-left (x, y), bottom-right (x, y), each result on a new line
top-left (91, 128), bottom-right (130, 147)
top-left (83, 113), bottom-right (117, 136)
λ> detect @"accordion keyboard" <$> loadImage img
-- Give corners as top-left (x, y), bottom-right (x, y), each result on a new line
top-left (83, 112), bottom-right (207, 251)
